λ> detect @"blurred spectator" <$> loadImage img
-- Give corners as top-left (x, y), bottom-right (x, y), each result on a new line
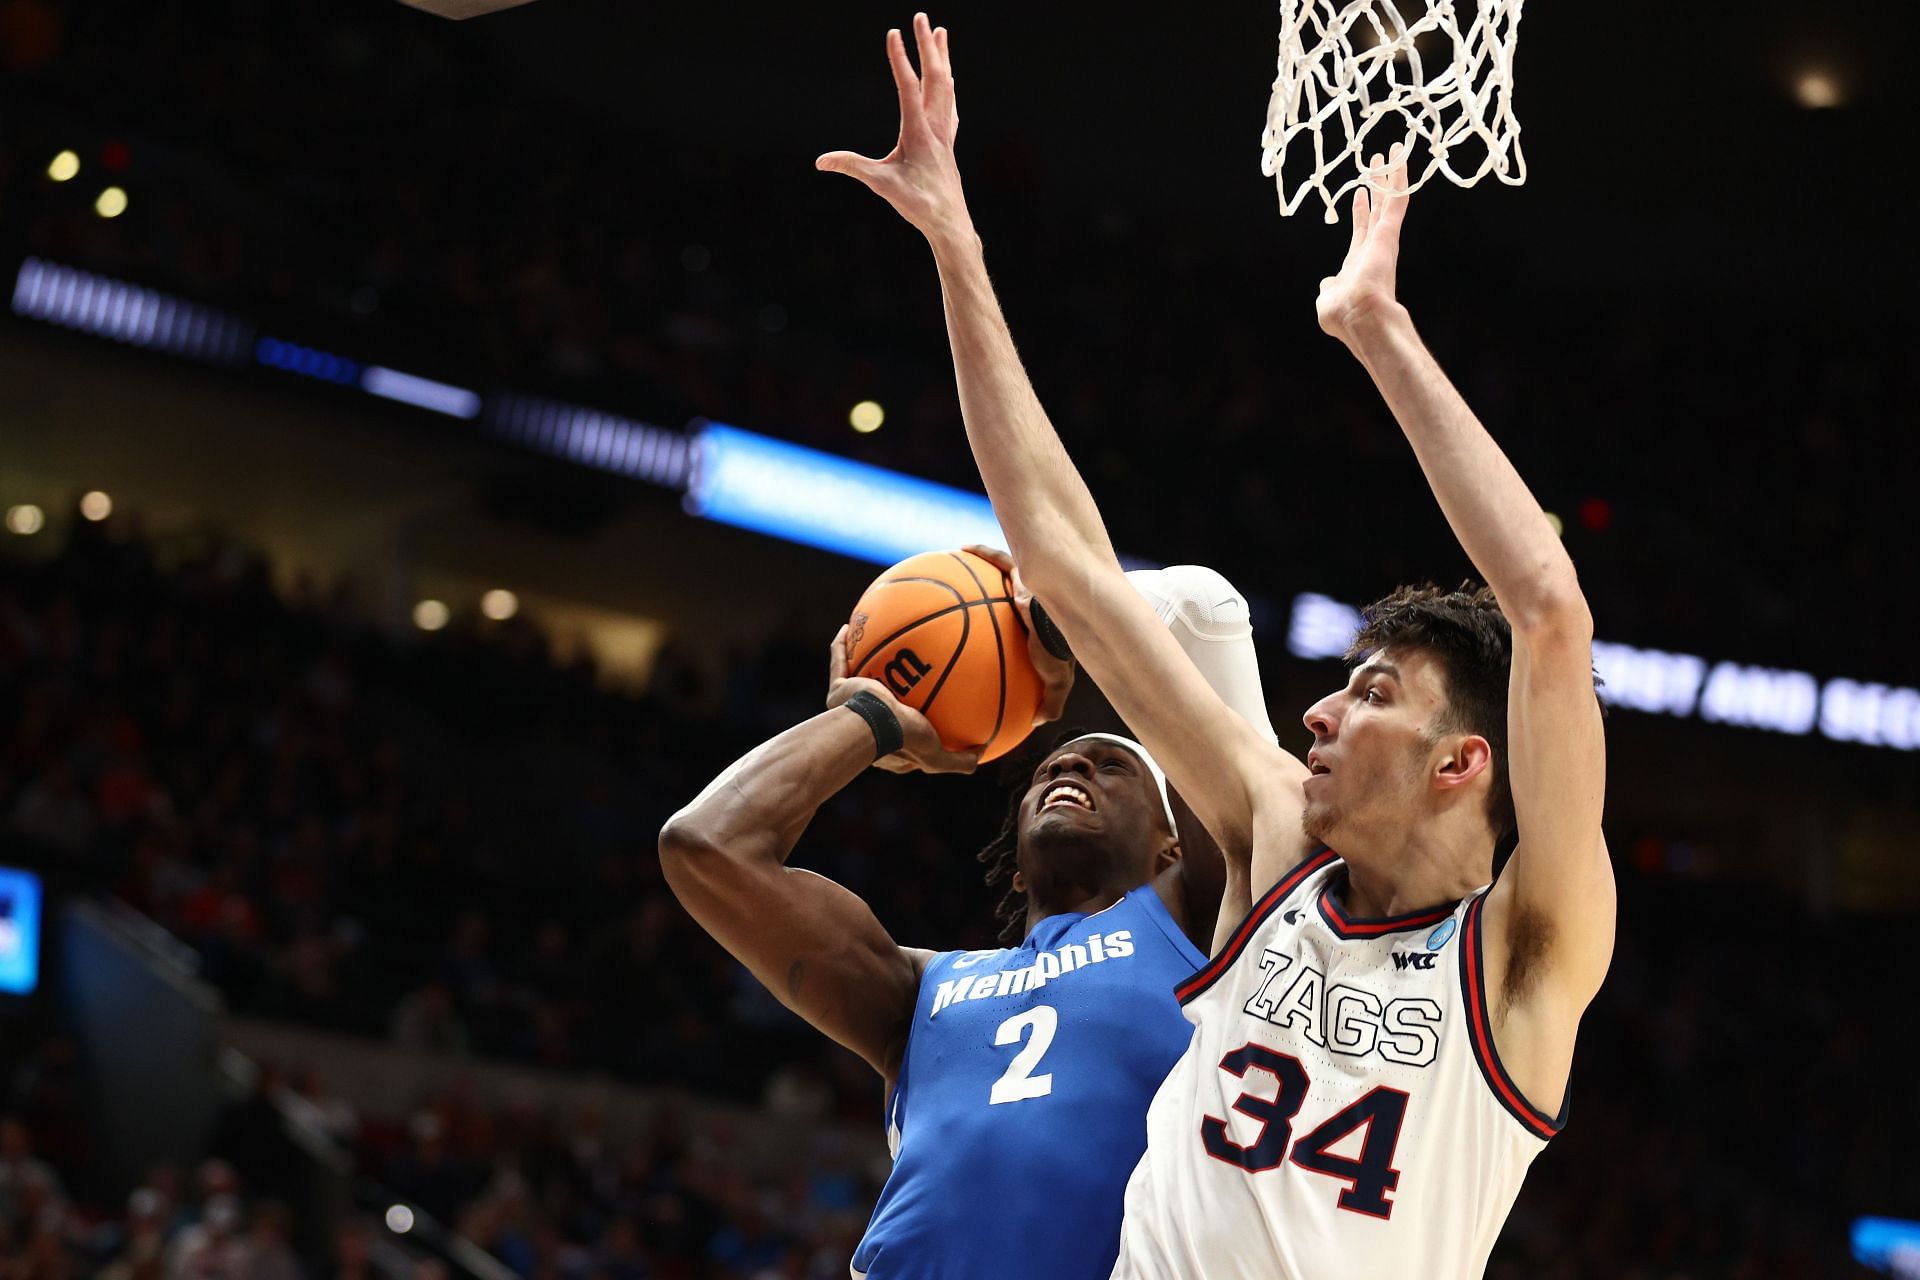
top-left (162, 1193), bottom-right (245, 1279)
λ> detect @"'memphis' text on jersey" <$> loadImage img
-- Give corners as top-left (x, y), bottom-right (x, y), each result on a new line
top-left (931, 930), bottom-right (1135, 1017)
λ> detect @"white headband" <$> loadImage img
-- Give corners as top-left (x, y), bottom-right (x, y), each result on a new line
top-left (1063, 733), bottom-right (1179, 837)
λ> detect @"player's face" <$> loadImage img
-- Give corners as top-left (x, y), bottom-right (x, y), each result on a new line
top-left (1015, 738), bottom-right (1172, 887)
top-left (1299, 648), bottom-right (1453, 847)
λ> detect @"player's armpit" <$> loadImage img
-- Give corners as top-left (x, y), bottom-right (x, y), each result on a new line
top-left (659, 709), bottom-right (927, 1079)
top-left (1476, 618), bottom-right (1615, 1112)
top-left (661, 833), bottom-right (927, 1080)
top-left (1496, 619), bottom-right (1615, 999)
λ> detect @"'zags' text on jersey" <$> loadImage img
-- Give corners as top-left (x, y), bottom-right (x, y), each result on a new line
top-left (1239, 949), bottom-right (1441, 1067)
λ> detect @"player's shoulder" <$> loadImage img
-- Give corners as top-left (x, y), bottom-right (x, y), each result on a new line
top-left (1178, 847), bottom-right (1340, 1004)
top-left (900, 946), bottom-right (941, 983)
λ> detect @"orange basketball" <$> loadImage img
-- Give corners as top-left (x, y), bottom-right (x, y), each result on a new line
top-left (846, 549), bottom-right (1044, 762)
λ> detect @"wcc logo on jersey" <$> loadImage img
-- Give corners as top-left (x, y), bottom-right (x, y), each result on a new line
top-left (1392, 917), bottom-right (1456, 969)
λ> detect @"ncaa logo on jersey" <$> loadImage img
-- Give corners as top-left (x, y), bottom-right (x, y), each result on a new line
top-left (1426, 918), bottom-right (1456, 951)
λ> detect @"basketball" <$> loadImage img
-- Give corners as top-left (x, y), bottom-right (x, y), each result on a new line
top-left (846, 549), bottom-right (1044, 762)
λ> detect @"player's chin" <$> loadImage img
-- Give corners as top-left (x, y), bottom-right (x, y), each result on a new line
top-left (1025, 804), bottom-right (1101, 838)
top-left (1299, 797), bottom-right (1339, 845)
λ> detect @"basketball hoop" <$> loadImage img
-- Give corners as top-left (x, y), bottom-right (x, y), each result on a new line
top-left (1261, 0), bottom-right (1527, 222)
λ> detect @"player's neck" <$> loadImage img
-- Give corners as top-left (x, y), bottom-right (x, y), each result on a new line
top-left (1025, 886), bottom-right (1128, 934)
top-left (1336, 821), bottom-right (1491, 918)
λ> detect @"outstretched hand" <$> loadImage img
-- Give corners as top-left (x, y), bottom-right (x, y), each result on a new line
top-left (816, 13), bottom-right (972, 244)
top-left (1317, 144), bottom-right (1412, 348)
top-left (826, 625), bottom-right (982, 775)
top-left (962, 545), bottom-right (1076, 726)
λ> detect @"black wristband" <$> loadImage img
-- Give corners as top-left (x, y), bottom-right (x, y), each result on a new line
top-left (844, 690), bottom-right (905, 760)
top-left (1028, 598), bottom-right (1074, 662)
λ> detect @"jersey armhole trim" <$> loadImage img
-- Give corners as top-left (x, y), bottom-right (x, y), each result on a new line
top-left (883, 949), bottom-right (950, 1145)
top-left (1459, 892), bottom-right (1569, 1141)
top-left (1133, 883), bottom-right (1210, 972)
top-left (1175, 847), bottom-right (1337, 1005)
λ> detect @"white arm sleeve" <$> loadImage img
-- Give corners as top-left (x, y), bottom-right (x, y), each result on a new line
top-left (1125, 565), bottom-right (1279, 745)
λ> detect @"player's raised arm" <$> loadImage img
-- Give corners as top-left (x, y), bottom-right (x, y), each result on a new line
top-left (818, 16), bottom-right (1311, 881)
top-left (658, 630), bottom-right (980, 1083)
top-left (1318, 151), bottom-right (1615, 1084)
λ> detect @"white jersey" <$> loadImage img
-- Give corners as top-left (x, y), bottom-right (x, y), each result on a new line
top-left (1111, 850), bottom-right (1564, 1280)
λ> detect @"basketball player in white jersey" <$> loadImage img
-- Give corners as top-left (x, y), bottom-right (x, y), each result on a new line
top-left (818, 16), bottom-right (1613, 1276)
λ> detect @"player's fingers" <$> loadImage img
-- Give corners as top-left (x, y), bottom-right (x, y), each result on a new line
top-left (925, 745), bottom-right (983, 775)
top-left (1008, 565), bottom-right (1033, 610)
top-left (914, 13), bottom-right (939, 79)
top-left (886, 27), bottom-right (926, 131)
top-left (815, 151), bottom-right (882, 182)
top-left (962, 543), bottom-right (1013, 574)
top-left (828, 624), bottom-right (851, 688)
top-left (1347, 185), bottom-right (1371, 248)
top-left (919, 16), bottom-right (955, 121)
top-left (935, 27), bottom-right (957, 136)
top-left (1377, 141), bottom-right (1412, 231)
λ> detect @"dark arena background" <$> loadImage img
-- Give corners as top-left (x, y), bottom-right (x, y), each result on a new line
top-left (3, 0), bottom-right (1919, 1276)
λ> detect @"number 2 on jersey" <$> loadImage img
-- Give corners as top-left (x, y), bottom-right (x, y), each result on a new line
top-left (989, 1006), bottom-right (1057, 1104)
top-left (1201, 1043), bottom-right (1408, 1218)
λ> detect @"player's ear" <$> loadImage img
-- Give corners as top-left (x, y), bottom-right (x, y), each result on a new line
top-left (1154, 839), bottom-right (1183, 875)
top-left (1012, 870), bottom-right (1028, 893)
top-left (1433, 733), bottom-right (1493, 792)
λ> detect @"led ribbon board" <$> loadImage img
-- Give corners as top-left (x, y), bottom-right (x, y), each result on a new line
top-left (0, 866), bottom-right (44, 996)
top-left (687, 423), bottom-right (1008, 567)
top-left (12, 258), bottom-right (251, 364)
top-left (1288, 593), bottom-right (1920, 751)
top-left (1853, 1217), bottom-right (1920, 1275)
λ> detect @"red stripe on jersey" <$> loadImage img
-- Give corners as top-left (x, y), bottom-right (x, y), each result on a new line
top-left (1460, 893), bottom-right (1564, 1141)
top-left (1175, 848), bottom-right (1338, 1005)
top-left (1317, 886), bottom-right (1458, 939)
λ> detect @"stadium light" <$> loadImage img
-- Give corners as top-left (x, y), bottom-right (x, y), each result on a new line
top-left (47, 150), bottom-right (80, 182)
top-left (850, 400), bottom-right (886, 433)
top-left (95, 186), bottom-right (129, 219)
top-left (1793, 70), bottom-right (1844, 109)
top-left (480, 589), bottom-right (519, 621)
top-left (79, 491), bottom-right (113, 522)
top-left (413, 600), bottom-right (450, 632)
top-left (5, 505), bottom-right (46, 536)
top-left (384, 1205), bottom-right (416, 1234)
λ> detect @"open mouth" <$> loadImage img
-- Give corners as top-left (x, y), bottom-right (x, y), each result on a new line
top-left (1307, 752), bottom-right (1331, 778)
top-left (1040, 780), bottom-right (1095, 812)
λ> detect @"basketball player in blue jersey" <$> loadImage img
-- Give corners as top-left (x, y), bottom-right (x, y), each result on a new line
top-left (821, 16), bottom-right (1613, 1276)
top-left (661, 555), bottom-right (1280, 1280)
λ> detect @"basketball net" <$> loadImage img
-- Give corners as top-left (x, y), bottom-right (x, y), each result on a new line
top-left (1261, 0), bottom-right (1527, 222)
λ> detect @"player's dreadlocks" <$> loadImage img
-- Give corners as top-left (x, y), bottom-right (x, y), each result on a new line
top-left (975, 726), bottom-right (1091, 946)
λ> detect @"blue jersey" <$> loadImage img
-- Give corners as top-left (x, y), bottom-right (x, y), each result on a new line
top-left (852, 884), bottom-right (1207, 1280)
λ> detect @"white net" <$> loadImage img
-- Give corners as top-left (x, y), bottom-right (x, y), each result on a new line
top-left (1261, 0), bottom-right (1527, 222)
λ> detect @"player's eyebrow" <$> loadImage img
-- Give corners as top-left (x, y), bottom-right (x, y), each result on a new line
top-left (1353, 660), bottom-right (1400, 684)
